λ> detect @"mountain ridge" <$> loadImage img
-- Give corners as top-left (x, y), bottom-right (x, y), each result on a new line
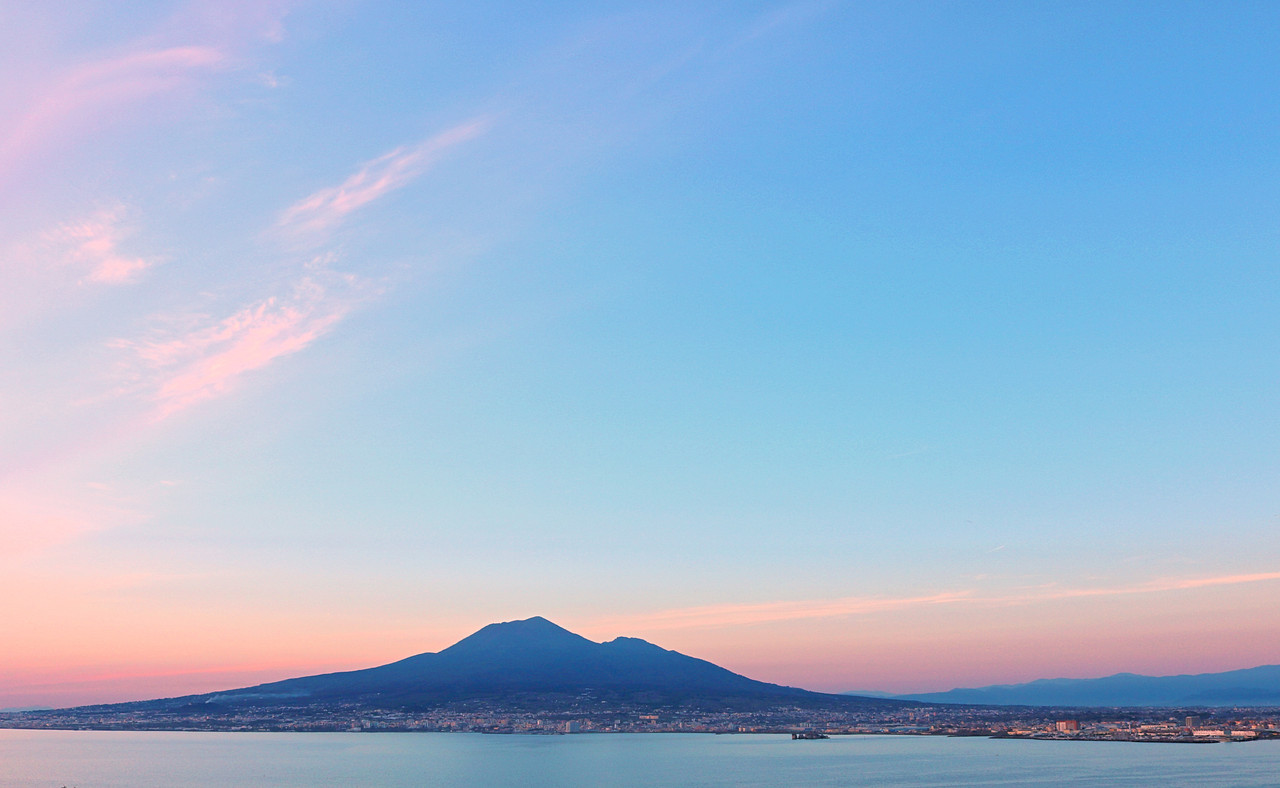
top-left (863, 664), bottom-right (1280, 707)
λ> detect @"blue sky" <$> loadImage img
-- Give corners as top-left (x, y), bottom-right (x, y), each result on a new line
top-left (2, 0), bottom-right (1278, 707)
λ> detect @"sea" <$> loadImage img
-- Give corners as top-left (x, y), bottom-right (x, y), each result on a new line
top-left (2, 730), bottom-right (1278, 787)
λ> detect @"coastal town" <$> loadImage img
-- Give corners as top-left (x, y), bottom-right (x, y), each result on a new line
top-left (5, 701), bottom-right (1279, 743)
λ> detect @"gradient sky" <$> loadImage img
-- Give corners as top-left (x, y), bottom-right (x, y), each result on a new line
top-left (3, 0), bottom-right (1279, 709)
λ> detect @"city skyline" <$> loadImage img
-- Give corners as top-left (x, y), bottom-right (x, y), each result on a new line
top-left (3, 1), bottom-right (1279, 709)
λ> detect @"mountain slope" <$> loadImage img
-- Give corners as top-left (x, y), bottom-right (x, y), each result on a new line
top-left (109, 617), bottom-right (902, 712)
top-left (882, 665), bottom-right (1280, 707)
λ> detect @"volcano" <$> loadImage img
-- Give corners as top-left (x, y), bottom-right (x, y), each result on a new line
top-left (97, 616), bottom-right (906, 713)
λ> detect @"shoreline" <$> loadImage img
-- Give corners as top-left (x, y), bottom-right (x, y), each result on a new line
top-left (0, 724), bottom-right (1274, 745)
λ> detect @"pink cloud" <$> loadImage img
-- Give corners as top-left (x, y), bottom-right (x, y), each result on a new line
top-left (0, 46), bottom-right (226, 180)
top-left (113, 272), bottom-right (363, 419)
top-left (0, 0), bottom-right (304, 186)
top-left (45, 207), bottom-right (155, 284)
top-left (596, 571), bottom-right (1280, 633)
top-left (1026, 571), bottom-right (1280, 601)
top-left (591, 591), bottom-right (973, 632)
top-left (277, 118), bottom-right (491, 239)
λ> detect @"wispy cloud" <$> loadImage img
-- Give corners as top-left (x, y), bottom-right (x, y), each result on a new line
top-left (1028, 572), bottom-right (1280, 601)
top-left (592, 591), bottom-right (973, 631)
top-left (47, 117), bottom-right (486, 423)
top-left (133, 118), bottom-right (492, 415)
top-left (0, 46), bottom-right (226, 179)
top-left (44, 206), bottom-right (156, 284)
top-left (597, 571), bottom-right (1280, 632)
top-left (277, 118), bottom-right (491, 240)
top-left (112, 265), bottom-right (368, 419)
top-left (0, 0), bottom-right (304, 185)
top-left (727, 0), bottom-right (838, 51)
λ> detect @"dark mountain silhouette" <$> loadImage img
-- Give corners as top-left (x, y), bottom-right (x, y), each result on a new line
top-left (99, 617), bottom-right (905, 713)
top-left (873, 664), bottom-right (1280, 707)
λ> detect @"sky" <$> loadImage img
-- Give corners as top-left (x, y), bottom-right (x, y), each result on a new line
top-left (2, 0), bottom-right (1279, 709)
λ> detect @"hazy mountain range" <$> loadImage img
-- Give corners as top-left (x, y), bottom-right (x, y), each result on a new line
top-left (858, 665), bottom-right (1280, 707)
top-left (86, 617), bottom-right (905, 713)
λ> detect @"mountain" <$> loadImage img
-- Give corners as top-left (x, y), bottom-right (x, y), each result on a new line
top-left (874, 665), bottom-right (1280, 707)
top-left (96, 617), bottom-right (904, 713)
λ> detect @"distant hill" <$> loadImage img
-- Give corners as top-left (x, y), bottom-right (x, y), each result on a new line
top-left (870, 665), bottom-right (1280, 707)
top-left (0, 706), bottom-right (52, 713)
top-left (88, 617), bottom-right (904, 713)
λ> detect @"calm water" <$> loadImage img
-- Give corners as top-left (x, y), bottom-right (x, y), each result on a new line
top-left (2, 730), bottom-right (1278, 787)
